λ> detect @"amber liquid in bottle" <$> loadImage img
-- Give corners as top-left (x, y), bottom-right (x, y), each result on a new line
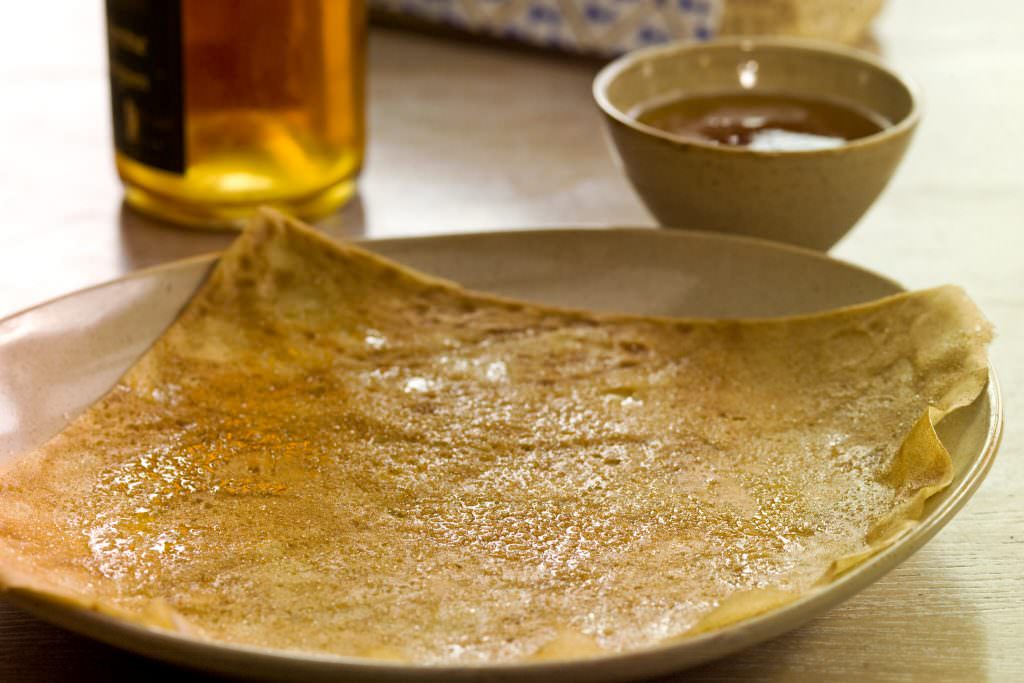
top-left (111, 0), bottom-right (366, 229)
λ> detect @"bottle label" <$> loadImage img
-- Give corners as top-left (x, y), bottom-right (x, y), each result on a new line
top-left (106, 0), bottom-right (185, 174)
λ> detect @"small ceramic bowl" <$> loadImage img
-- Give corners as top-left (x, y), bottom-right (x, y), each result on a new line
top-left (593, 37), bottom-right (920, 250)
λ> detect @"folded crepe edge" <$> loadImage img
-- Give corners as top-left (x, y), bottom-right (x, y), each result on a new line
top-left (247, 209), bottom-right (987, 330)
top-left (664, 320), bottom-right (993, 643)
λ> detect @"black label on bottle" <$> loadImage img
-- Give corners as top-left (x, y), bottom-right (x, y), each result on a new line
top-left (106, 0), bottom-right (185, 174)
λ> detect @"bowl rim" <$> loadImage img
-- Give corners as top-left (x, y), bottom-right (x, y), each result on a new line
top-left (592, 36), bottom-right (922, 157)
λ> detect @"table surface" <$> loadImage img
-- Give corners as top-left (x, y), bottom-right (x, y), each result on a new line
top-left (1, 2), bottom-right (1022, 681)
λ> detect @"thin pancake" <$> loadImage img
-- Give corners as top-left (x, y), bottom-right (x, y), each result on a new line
top-left (0, 212), bottom-right (992, 663)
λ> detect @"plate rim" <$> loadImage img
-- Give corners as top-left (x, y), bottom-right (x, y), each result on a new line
top-left (0, 227), bottom-right (1001, 680)
top-left (0, 226), bottom-right (904, 326)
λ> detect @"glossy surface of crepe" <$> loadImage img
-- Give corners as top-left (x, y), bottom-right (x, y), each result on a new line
top-left (0, 214), bottom-right (992, 664)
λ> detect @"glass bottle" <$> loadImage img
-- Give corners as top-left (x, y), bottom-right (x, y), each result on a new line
top-left (106, 0), bottom-right (366, 229)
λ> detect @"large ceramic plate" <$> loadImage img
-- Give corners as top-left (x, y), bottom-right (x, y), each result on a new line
top-left (0, 229), bottom-right (1002, 681)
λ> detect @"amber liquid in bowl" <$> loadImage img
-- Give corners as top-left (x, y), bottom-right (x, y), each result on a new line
top-left (635, 93), bottom-right (888, 152)
top-left (111, 0), bottom-right (365, 229)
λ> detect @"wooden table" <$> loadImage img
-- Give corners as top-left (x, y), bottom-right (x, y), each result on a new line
top-left (1, 3), bottom-right (1022, 681)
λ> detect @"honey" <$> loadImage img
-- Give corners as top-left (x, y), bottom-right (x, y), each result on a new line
top-left (106, 0), bottom-right (366, 228)
top-left (635, 92), bottom-right (887, 152)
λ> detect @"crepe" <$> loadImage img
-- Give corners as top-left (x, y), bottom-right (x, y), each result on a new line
top-left (0, 211), bottom-right (992, 664)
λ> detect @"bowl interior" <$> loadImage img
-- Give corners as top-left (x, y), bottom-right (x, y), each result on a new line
top-left (599, 40), bottom-right (917, 141)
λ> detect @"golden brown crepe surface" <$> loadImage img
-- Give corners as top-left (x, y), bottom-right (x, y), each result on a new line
top-left (0, 213), bottom-right (992, 663)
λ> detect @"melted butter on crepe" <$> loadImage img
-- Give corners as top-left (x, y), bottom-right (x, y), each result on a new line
top-left (0, 212), bottom-right (992, 663)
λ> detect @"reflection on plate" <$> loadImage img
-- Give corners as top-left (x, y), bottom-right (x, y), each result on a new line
top-left (0, 228), bottom-right (1002, 682)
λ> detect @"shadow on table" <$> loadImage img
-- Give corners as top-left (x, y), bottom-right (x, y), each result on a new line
top-left (856, 30), bottom-right (883, 57)
top-left (0, 600), bottom-right (228, 683)
top-left (116, 194), bottom-right (367, 273)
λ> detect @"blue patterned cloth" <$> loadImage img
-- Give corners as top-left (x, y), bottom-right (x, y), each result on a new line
top-left (371, 0), bottom-right (723, 55)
